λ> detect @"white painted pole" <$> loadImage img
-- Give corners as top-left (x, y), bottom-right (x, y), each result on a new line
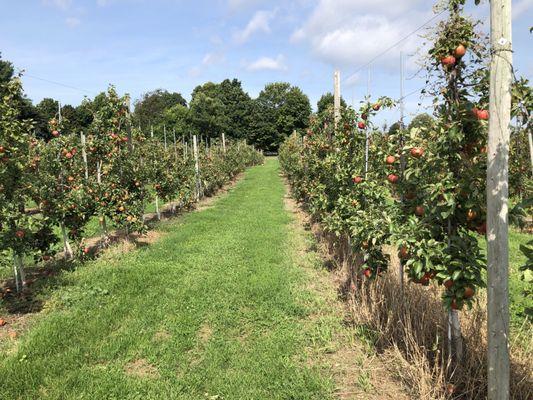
top-left (193, 135), bottom-right (201, 201)
top-left (80, 132), bottom-right (89, 180)
top-left (334, 69), bottom-right (341, 131)
top-left (487, 0), bottom-right (512, 397)
top-left (400, 52), bottom-right (405, 129)
top-left (222, 132), bottom-right (226, 154)
top-left (399, 51), bottom-right (406, 293)
top-left (150, 126), bottom-right (160, 220)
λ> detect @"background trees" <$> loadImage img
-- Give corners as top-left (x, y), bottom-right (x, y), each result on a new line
top-left (249, 82), bottom-right (311, 152)
top-left (317, 92), bottom-right (346, 116)
top-left (133, 89), bottom-right (187, 132)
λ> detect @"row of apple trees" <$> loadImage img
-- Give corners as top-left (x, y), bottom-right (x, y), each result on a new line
top-left (280, 0), bottom-right (532, 314)
top-left (0, 78), bottom-right (263, 291)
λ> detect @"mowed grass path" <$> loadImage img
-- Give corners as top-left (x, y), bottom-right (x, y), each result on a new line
top-left (0, 158), bottom-right (336, 400)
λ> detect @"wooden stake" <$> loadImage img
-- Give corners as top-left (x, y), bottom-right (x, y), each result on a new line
top-left (60, 222), bottom-right (73, 259)
top-left (399, 51), bottom-right (406, 294)
top-left (333, 69), bottom-right (341, 131)
top-left (80, 132), bottom-right (89, 180)
top-left (193, 135), bottom-right (201, 201)
top-left (487, 0), bottom-right (512, 397)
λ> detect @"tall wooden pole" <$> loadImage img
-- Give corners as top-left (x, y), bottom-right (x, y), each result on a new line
top-left (487, 0), bottom-right (512, 398)
top-left (399, 51), bottom-right (406, 294)
top-left (80, 132), bottom-right (89, 180)
top-left (193, 135), bottom-right (201, 201)
top-left (333, 69), bottom-right (341, 131)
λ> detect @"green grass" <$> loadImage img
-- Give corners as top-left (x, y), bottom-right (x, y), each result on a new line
top-left (0, 159), bottom-right (336, 400)
top-left (479, 228), bottom-right (532, 327)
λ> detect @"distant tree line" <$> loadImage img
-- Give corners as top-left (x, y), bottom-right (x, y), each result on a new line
top-left (1, 53), bottom-right (436, 151)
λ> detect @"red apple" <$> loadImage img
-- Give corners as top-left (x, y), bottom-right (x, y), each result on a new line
top-left (454, 44), bottom-right (466, 58)
top-left (361, 113), bottom-right (368, 120)
top-left (352, 176), bottom-right (363, 184)
top-left (372, 103), bottom-right (381, 111)
top-left (441, 55), bottom-right (456, 67)
top-left (410, 147), bottom-right (424, 158)
top-left (363, 268), bottom-right (372, 278)
top-left (386, 155), bottom-right (396, 164)
top-left (52, 130), bottom-right (60, 137)
top-left (65, 152), bottom-right (73, 159)
top-left (443, 279), bottom-right (454, 289)
top-left (451, 298), bottom-right (462, 311)
top-left (399, 246), bottom-right (409, 259)
top-left (476, 222), bottom-right (487, 235)
top-left (83, 247), bottom-right (90, 255)
top-left (477, 109), bottom-right (489, 120)
top-left (415, 205), bottom-right (425, 217)
top-left (463, 287), bottom-right (475, 299)
top-left (0, 319), bottom-right (6, 327)
top-left (387, 174), bottom-right (399, 184)
top-left (358, 121), bottom-right (366, 129)
top-left (0, 146), bottom-right (5, 153)
top-left (15, 230), bottom-right (25, 239)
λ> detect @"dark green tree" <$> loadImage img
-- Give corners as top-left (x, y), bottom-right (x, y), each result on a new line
top-left (250, 82), bottom-right (311, 151)
top-left (187, 92), bottom-right (228, 140)
top-left (317, 92), bottom-right (346, 116)
top-left (133, 89), bottom-right (187, 132)
top-left (407, 113), bottom-right (435, 130)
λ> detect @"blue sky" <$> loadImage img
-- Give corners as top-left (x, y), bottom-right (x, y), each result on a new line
top-left (1, 0), bottom-right (531, 127)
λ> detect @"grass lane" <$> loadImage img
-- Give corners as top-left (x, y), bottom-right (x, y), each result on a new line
top-left (0, 158), bottom-right (336, 400)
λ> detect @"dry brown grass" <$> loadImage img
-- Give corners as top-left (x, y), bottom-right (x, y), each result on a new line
top-left (300, 207), bottom-right (532, 399)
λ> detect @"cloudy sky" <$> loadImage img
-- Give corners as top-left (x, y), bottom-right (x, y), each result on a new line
top-left (1, 0), bottom-right (531, 126)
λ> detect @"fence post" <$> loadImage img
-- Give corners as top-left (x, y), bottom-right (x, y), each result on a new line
top-left (193, 135), bottom-right (201, 201)
top-left (487, 0), bottom-right (512, 397)
top-left (398, 51), bottom-right (406, 295)
top-left (80, 132), bottom-right (89, 180)
top-left (150, 126), bottom-right (161, 220)
top-left (333, 69), bottom-right (341, 134)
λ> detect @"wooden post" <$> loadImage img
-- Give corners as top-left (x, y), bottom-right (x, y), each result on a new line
top-left (399, 51), bottom-right (406, 294)
top-left (528, 128), bottom-right (533, 175)
top-left (222, 132), bottom-right (226, 154)
top-left (333, 69), bottom-right (341, 131)
top-left (487, 0), bottom-right (512, 398)
top-left (60, 222), bottom-right (73, 259)
top-left (126, 97), bottom-right (133, 152)
top-left (96, 160), bottom-right (108, 238)
top-left (173, 129), bottom-right (178, 163)
top-left (80, 132), bottom-right (89, 180)
top-left (193, 135), bottom-right (201, 201)
top-left (150, 126), bottom-right (161, 220)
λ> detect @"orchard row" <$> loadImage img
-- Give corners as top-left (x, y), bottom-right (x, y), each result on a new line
top-left (0, 79), bottom-right (263, 291)
top-left (280, 0), bottom-right (530, 312)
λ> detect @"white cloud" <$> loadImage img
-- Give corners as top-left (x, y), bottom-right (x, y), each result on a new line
top-left (291, 0), bottom-right (432, 70)
top-left (234, 9), bottom-right (276, 43)
top-left (202, 52), bottom-right (225, 65)
top-left (65, 17), bottom-right (81, 28)
top-left (42, 0), bottom-right (71, 9)
top-left (513, 0), bottom-right (532, 20)
top-left (246, 54), bottom-right (287, 71)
